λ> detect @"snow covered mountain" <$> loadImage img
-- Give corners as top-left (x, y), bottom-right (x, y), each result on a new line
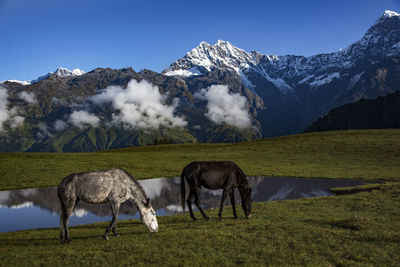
top-left (164, 10), bottom-right (400, 93)
top-left (1, 67), bottom-right (85, 85)
top-left (163, 10), bottom-right (400, 136)
top-left (31, 67), bottom-right (86, 83)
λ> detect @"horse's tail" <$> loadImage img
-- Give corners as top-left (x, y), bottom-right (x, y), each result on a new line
top-left (180, 170), bottom-right (186, 213)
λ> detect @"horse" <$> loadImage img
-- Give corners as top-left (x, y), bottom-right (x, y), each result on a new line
top-left (57, 168), bottom-right (158, 243)
top-left (180, 161), bottom-right (252, 221)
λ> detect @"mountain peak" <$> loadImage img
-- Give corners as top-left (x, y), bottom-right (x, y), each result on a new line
top-left (216, 39), bottom-right (231, 45)
top-left (164, 40), bottom-right (257, 76)
top-left (383, 10), bottom-right (400, 18)
top-left (375, 10), bottom-right (400, 24)
top-left (54, 67), bottom-right (85, 77)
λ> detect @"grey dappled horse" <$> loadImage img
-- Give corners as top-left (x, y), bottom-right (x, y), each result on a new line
top-left (57, 168), bottom-right (158, 243)
top-left (181, 161), bottom-right (252, 221)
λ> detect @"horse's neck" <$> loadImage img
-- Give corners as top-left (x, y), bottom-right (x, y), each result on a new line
top-left (128, 182), bottom-right (147, 212)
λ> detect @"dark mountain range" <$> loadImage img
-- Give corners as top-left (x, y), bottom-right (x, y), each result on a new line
top-left (305, 90), bottom-right (400, 132)
top-left (0, 10), bottom-right (399, 152)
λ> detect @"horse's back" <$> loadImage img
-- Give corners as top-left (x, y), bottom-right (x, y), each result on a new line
top-left (183, 161), bottom-right (245, 189)
top-left (58, 168), bottom-right (130, 204)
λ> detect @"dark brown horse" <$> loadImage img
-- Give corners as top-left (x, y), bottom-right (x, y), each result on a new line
top-left (181, 161), bottom-right (252, 221)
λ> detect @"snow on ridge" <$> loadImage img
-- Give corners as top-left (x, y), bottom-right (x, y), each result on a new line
top-left (164, 67), bottom-right (202, 77)
top-left (266, 76), bottom-right (293, 92)
top-left (256, 67), bottom-right (293, 93)
top-left (55, 67), bottom-right (85, 77)
top-left (392, 42), bottom-right (400, 49)
top-left (375, 10), bottom-right (400, 24)
top-left (299, 75), bottom-right (314, 84)
top-left (384, 10), bottom-right (400, 18)
top-left (1, 80), bottom-right (31, 85)
top-left (309, 72), bottom-right (340, 88)
top-left (347, 71), bottom-right (365, 90)
top-left (3, 67), bottom-right (87, 86)
top-left (179, 40), bottom-right (258, 74)
top-left (240, 71), bottom-right (255, 89)
top-left (71, 69), bottom-right (86, 76)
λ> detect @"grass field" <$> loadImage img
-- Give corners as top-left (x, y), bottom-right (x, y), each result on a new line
top-left (1, 129), bottom-right (400, 190)
top-left (0, 182), bottom-right (399, 266)
top-left (0, 129), bottom-right (399, 266)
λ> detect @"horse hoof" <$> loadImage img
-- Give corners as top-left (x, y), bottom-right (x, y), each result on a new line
top-left (233, 216), bottom-right (238, 219)
top-left (103, 235), bottom-right (109, 241)
top-left (113, 233), bottom-right (120, 237)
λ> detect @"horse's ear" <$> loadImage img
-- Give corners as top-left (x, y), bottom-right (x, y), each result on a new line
top-left (146, 198), bottom-right (150, 207)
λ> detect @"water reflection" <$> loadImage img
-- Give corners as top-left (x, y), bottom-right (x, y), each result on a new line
top-left (0, 177), bottom-right (379, 232)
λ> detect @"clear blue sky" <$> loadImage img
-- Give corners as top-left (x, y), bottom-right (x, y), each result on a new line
top-left (1, 0), bottom-right (399, 81)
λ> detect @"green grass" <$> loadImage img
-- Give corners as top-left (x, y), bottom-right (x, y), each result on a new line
top-left (0, 182), bottom-right (399, 266)
top-left (1, 129), bottom-right (400, 266)
top-left (1, 129), bottom-right (400, 190)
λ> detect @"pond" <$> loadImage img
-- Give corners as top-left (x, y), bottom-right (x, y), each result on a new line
top-left (0, 176), bottom-right (380, 233)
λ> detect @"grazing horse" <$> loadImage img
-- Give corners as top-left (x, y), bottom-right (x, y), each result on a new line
top-left (181, 161), bottom-right (252, 221)
top-left (57, 168), bottom-right (158, 243)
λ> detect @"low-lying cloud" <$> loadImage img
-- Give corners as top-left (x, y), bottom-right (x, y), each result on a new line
top-left (53, 119), bottom-right (68, 132)
top-left (195, 85), bottom-right (251, 129)
top-left (69, 110), bottom-right (100, 129)
top-left (91, 79), bottom-right (187, 129)
top-left (18, 91), bottom-right (36, 104)
top-left (0, 87), bottom-right (25, 131)
top-left (0, 87), bottom-right (9, 131)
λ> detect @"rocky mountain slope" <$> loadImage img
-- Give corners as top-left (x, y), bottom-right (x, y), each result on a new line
top-left (0, 67), bottom-right (261, 152)
top-left (0, 10), bottom-right (399, 152)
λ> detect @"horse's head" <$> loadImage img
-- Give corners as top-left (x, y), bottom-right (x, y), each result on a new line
top-left (141, 198), bottom-right (159, 232)
top-left (239, 186), bottom-right (253, 219)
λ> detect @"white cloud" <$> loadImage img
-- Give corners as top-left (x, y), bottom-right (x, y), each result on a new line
top-left (18, 91), bottom-right (36, 104)
top-left (195, 85), bottom-right (251, 129)
top-left (69, 110), bottom-right (100, 129)
top-left (10, 114), bottom-right (25, 129)
top-left (0, 87), bottom-right (9, 131)
top-left (91, 79), bottom-right (187, 129)
top-left (0, 87), bottom-right (25, 131)
top-left (36, 122), bottom-right (52, 140)
top-left (54, 119), bottom-right (68, 132)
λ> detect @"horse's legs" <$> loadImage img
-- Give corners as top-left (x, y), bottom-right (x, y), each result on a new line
top-left (104, 202), bottom-right (120, 240)
top-left (59, 206), bottom-right (66, 241)
top-left (186, 191), bottom-right (196, 220)
top-left (229, 189), bottom-right (238, 219)
top-left (218, 188), bottom-right (229, 221)
top-left (63, 198), bottom-right (78, 243)
top-left (194, 186), bottom-right (209, 220)
top-left (111, 203), bottom-right (120, 237)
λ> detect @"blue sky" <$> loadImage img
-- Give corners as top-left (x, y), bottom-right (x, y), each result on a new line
top-left (1, 0), bottom-right (399, 81)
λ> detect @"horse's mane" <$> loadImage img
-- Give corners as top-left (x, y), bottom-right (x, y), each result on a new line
top-left (235, 165), bottom-right (249, 187)
top-left (119, 168), bottom-right (148, 199)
